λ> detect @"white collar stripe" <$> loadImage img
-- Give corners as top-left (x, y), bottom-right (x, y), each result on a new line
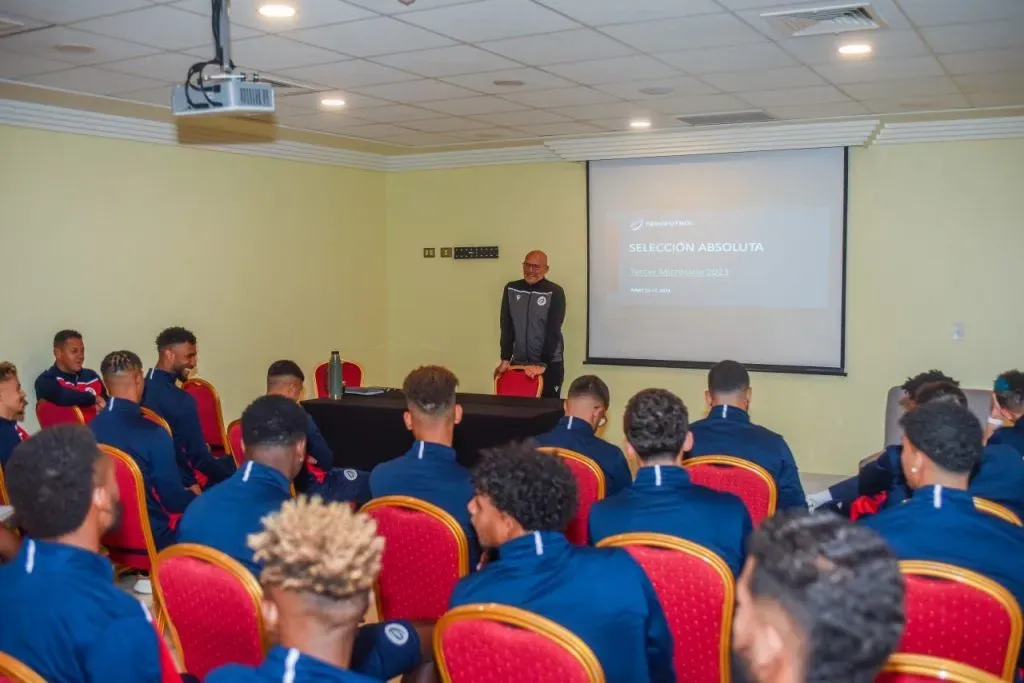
top-left (567, 416), bottom-right (574, 429)
top-left (25, 540), bottom-right (35, 574)
top-left (654, 465), bottom-right (662, 487)
top-left (533, 531), bottom-right (544, 556)
top-left (933, 486), bottom-right (942, 509)
top-left (243, 461), bottom-right (254, 482)
top-left (283, 648), bottom-right (299, 683)
top-left (418, 442), bottom-right (425, 459)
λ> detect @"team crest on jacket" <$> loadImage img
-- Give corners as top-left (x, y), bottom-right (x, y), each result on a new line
top-left (385, 623), bottom-right (410, 646)
top-left (343, 469), bottom-right (358, 481)
top-left (537, 296), bottom-right (547, 306)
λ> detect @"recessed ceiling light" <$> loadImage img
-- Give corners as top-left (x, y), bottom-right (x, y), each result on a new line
top-left (54, 43), bottom-right (96, 54)
top-left (630, 119), bottom-right (652, 129)
top-left (493, 79), bottom-right (525, 87)
top-left (258, 3), bottom-right (296, 18)
top-left (320, 97), bottom-right (346, 108)
top-left (638, 86), bottom-right (673, 96)
top-left (838, 43), bottom-right (872, 56)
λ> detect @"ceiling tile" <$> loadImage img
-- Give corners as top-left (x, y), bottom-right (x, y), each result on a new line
top-left (658, 43), bottom-right (796, 74)
top-left (897, 0), bottom-right (1024, 27)
top-left (953, 71), bottom-right (1024, 95)
top-left (714, 0), bottom-right (831, 7)
top-left (921, 20), bottom-right (1024, 54)
top-left (171, 0), bottom-right (375, 31)
top-left (377, 131), bottom-right (464, 147)
top-left (99, 51), bottom-right (207, 82)
top-left (399, 0), bottom-right (579, 42)
top-left (446, 127), bottom-right (533, 142)
top-left (586, 116), bottom-right (688, 131)
top-left (841, 76), bottom-right (961, 100)
top-left (480, 29), bottom-right (636, 65)
top-left (348, 79), bottom-right (481, 102)
top-left (286, 16), bottom-right (455, 57)
top-left (701, 66), bottom-right (825, 92)
top-left (514, 121), bottom-right (604, 136)
top-left (601, 13), bottom-right (767, 53)
top-left (274, 89), bottom-right (394, 109)
top-left (0, 26), bottom-right (162, 64)
top-left (499, 85), bottom-right (621, 107)
top-left (737, 85), bottom-right (852, 107)
top-left (372, 45), bottom-right (519, 78)
top-left (20, 66), bottom-right (160, 94)
top-left (350, 104), bottom-right (442, 123)
top-left (400, 117), bottom-right (492, 133)
top-left (417, 95), bottom-right (529, 115)
top-left (0, 51), bottom-right (77, 79)
top-left (0, 0), bottom-right (151, 24)
top-left (549, 101), bottom-right (656, 120)
top-left (544, 55), bottom-right (681, 86)
top-left (776, 30), bottom-right (931, 66)
top-left (763, 101), bottom-right (870, 119)
top-left (118, 85), bottom-right (175, 107)
top-left (533, 0), bottom-right (722, 26)
top-left (279, 111), bottom-right (374, 132)
top-left (592, 76), bottom-right (720, 100)
top-left (858, 93), bottom-right (971, 114)
top-left (340, 122), bottom-right (426, 139)
top-left (439, 68), bottom-right (577, 93)
top-left (967, 91), bottom-right (1024, 107)
top-left (227, 35), bottom-right (344, 71)
top-left (469, 109), bottom-right (573, 126)
top-left (343, 0), bottom-right (486, 14)
top-left (814, 56), bottom-right (946, 84)
top-left (71, 5), bottom-right (260, 51)
top-left (643, 93), bottom-right (753, 115)
top-left (275, 60), bottom-right (418, 88)
top-left (939, 49), bottom-right (1024, 75)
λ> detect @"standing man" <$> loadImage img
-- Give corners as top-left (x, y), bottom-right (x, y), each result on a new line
top-left (496, 250), bottom-right (567, 398)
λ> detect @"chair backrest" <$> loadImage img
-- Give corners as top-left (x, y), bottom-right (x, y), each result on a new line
top-left (0, 464), bottom-right (9, 506)
top-left (535, 447), bottom-right (605, 545)
top-left (494, 366), bottom-right (543, 398)
top-left (435, 603), bottom-right (605, 683)
top-left (884, 386), bottom-right (991, 448)
top-left (227, 418), bottom-right (244, 467)
top-left (153, 543), bottom-right (266, 681)
top-left (898, 560), bottom-right (1023, 680)
top-left (182, 378), bottom-right (228, 452)
top-left (973, 497), bottom-right (1023, 526)
top-left (362, 496), bottom-right (469, 621)
top-left (141, 406), bottom-right (173, 436)
top-left (597, 533), bottom-right (732, 683)
top-left (34, 399), bottom-right (85, 429)
top-left (683, 455), bottom-right (777, 524)
top-left (314, 360), bottom-right (365, 398)
top-left (99, 444), bottom-right (158, 572)
top-left (0, 652), bottom-right (45, 683)
top-left (876, 653), bottom-right (1005, 683)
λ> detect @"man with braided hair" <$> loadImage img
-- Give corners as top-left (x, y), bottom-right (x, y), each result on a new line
top-left (91, 350), bottom-right (196, 561)
top-left (731, 511), bottom-right (905, 683)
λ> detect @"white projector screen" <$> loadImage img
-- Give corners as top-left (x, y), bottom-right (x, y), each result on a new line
top-left (587, 147), bottom-right (847, 374)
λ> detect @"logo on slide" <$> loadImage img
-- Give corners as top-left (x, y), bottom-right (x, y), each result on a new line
top-left (630, 218), bottom-right (694, 231)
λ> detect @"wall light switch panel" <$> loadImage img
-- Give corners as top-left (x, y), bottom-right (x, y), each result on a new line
top-left (423, 247), bottom-right (436, 258)
top-left (440, 247), bottom-right (453, 258)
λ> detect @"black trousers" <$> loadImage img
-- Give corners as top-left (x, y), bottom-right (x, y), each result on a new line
top-left (543, 362), bottom-right (564, 398)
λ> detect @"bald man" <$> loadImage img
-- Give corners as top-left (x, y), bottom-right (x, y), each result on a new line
top-left (496, 250), bottom-right (567, 398)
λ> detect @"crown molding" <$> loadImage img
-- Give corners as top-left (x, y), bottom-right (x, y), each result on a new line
top-left (874, 116), bottom-right (1024, 145)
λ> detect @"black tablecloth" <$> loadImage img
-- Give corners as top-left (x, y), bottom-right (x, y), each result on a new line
top-left (303, 391), bottom-right (564, 471)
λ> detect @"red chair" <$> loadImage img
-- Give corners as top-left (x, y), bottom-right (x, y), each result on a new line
top-left (141, 407), bottom-right (173, 436)
top-left (876, 653), bottom-right (1004, 683)
top-left (153, 543), bottom-right (266, 681)
top-left (494, 366), bottom-right (543, 398)
top-left (898, 560), bottom-right (1022, 680)
top-left (974, 498), bottom-right (1023, 526)
top-left (535, 447), bottom-right (605, 545)
top-left (683, 455), bottom-right (777, 524)
top-left (314, 360), bottom-right (365, 397)
top-left (182, 378), bottom-right (229, 456)
top-left (435, 603), bottom-right (605, 683)
top-left (227, 418), bottom-right (244, 467)
top-left (35, 399), bottom-right (85, 428)
top-left (100, 445), bottom-right (159, 573)
top-left (362, 496), bottom-right (469, 621)
top-left (0, 652), bottom-right (45, 683)
top-left (0, 464), bottom-right (10, 506)
top-left (597, 533), bottom-right (733, 683)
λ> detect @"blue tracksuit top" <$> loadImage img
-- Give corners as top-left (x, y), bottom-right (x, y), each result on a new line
top-left (534, 415), bottom-right (633, 496)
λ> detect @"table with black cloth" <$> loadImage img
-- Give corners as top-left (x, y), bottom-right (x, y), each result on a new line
top-left (303, 391), bottom-right (565, 471)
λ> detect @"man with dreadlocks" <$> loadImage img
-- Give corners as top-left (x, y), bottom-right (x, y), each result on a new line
top-left (184, 396), bottom-right (432, 682)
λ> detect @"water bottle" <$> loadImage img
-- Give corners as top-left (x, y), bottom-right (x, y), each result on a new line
top-left (328, 351), bottom-right (344, 400)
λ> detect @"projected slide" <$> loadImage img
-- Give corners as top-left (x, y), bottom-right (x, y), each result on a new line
top-left (588, 148), bottom-right (847, 372)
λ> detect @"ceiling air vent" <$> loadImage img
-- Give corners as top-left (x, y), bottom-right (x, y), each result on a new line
top-left (760, 3), bottom-right (886, 37)
top-left (676, 111), bottom-right (777, 126)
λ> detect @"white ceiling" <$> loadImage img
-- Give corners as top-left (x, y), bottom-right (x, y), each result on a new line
top-left (0, 0), bottom-right (1021, 148)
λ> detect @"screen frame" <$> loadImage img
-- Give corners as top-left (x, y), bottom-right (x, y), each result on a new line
top-left (584, 146), bottom-right (849, 377)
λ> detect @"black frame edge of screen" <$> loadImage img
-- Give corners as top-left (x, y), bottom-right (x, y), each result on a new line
top-left (583, 147), bottom-right (850, 378)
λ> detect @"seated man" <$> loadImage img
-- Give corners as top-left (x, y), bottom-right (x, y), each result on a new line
top-left (369, 365), bottom-right (479, 566)
top-left (687, 360), bottom-right (806, 511)
top-left (0, 361), bottom-right (29, 468)
top-left (590, 388), bottom-right (752, 576)
top-left (0, 426), bottom-right (164, 681)
top-left (986, 369), bottom-right (1024, 456)
top-left (266, 360), bottom-right (370, 507)
top-left (90, 351), bottom-right (196, 554)
top-left (862, 402), bottom-right (1024, 664)
top-left (178, 396), bottom-right (425, 682)
top-left (208, 497), bottom-right (430, 683)
top-left (732, 511), bottom-right (905, 683)
top-left (34, 329), bottom-right (107, 420)
top-left (142, 326), bottom-right (234, 489)
top-left (534, 375), bottom-right (632, 496)
top-left (450, 442), bottom-right (675, 683)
